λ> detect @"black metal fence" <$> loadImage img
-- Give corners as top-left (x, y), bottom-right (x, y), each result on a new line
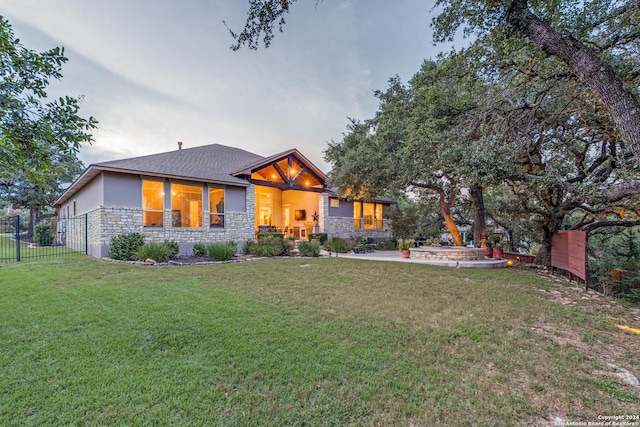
top-left (0, 214), bottom-right (88, 262)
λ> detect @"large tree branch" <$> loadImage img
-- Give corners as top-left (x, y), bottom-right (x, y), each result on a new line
top-left (581, 219), bottom-right (640, 233)
top-left (603, 181), bottom-right (640, 203)
top-left (506, 0), bottom-right (640, 164)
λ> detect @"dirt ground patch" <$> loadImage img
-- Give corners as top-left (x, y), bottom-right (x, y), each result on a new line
top-left (531, 268), bottom-right (640, 391)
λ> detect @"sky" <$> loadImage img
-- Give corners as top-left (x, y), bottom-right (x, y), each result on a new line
top-left (3, 0), bottom-right (461, 172)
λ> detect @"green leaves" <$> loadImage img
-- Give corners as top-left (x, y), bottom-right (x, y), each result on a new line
top-left (0, 15), bottom-right (97, 182)
top-left (225, 0), bottom-right (298, 51)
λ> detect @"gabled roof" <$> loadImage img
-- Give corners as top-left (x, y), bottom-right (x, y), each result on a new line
top-left (97, 143), bottom-right (265, 183)
top-left (233, 147), bottom-right (327, 181)
top-left (55, 143), bottom-right (395, 208)
top-left (55, 144), bottom-right (268, 206)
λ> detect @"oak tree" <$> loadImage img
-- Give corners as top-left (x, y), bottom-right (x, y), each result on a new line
top-left (0, 16), bottom-right (97, 182)
top-left (231, 1), bottom-right (640, 166)
top-left (0, 149), bottom-right (84, 236)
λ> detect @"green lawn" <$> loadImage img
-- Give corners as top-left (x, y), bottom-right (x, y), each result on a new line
top-left (1, 256), bottom-right (638, 426)
top-left (0, 234), bottom-right (30, 261)
top-left (0, 235), bottom-right (81, 262)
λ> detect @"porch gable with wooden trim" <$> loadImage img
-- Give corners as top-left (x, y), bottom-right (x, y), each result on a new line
top-left (233, 149), bottom-right (327, 193)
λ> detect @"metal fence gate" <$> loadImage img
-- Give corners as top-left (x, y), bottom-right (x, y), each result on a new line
top-left (0, 214), bottom-right (88, 262)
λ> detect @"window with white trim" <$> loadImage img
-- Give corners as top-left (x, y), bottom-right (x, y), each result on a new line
top-left (142, 180), bottom-right (164, 227)
top-left (209, 187), bottom-right (224, 228)
top-left (171, 183), bottom-right (202, 228)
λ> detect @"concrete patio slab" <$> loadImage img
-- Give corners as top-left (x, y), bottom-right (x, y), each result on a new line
top-left (320, 250), bottom-right (507, 268)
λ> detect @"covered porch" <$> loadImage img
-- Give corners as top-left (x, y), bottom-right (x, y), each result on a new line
top-left (232, 148), bottom-right (327, 239)
top-left (255, 187), bottom-right (320, 239)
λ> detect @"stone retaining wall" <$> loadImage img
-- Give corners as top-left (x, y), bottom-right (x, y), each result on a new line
top-left (410, 247), bottom-right (486, 261)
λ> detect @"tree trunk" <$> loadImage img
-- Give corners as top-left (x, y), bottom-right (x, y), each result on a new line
top-left (470, 184), bottom-right (487, 248)
top-left (442, 207), bottom-right (464, 246)
top-left (29, 207), bottom-right (38, 238)
top-left (437, 187), bottom-right (464, 246)
top-left (507, 0), bottom-right (640, 164)
top-left (414, 180), bottom-right (464, 246)
top-left (534, 220), bottom-right (559, 266)
top-left (535, 242), bottom-right (551, 266)
top-left (507, 229), bottom-right (515, 252)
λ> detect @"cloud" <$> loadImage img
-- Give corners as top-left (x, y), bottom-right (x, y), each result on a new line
top-left (3, 0), bottom-right (453, 173)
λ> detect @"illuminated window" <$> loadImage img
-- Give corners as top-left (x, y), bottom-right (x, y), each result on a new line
top-left (364, 203), bottom-right (375, 229)
top-left (330, 198), bottom-right (340, 208)
top-left (375, 203), bottom-right (383, 229)
top-left (143, 180), bottom-right (164, 227)
top-left (209, 187), bottom-right (225, 228)
top-left (171, 183), bottom-right (202, 228)
top-left (354, 202), bottom-right (384, 229)
top-left (260, 207), bottom-right (272, 225)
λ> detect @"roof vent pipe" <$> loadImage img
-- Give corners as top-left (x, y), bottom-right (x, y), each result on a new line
top-left (178, 141), bottom-right (183, 150)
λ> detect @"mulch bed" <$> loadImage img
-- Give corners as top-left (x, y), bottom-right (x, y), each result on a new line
top-left (167, 254), bottom-right (261, 265)
top-left (102, 254), bottom-right (259, 266)
top-left (168, 255), bottom-right (215, 265)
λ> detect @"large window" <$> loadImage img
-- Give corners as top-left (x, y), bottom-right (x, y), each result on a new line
top-left (363, 203), bottom-right (375, 230)
top-left (209, 187), bottom-right (225, 228)
top-left (354, 202), bottom-right (384, 230)
top-left (143, 180), bottom-right (164, 227)
top-left (353, 202), bottom-right (362, 229)
top-left (171, 183), bottom-right (202, 228)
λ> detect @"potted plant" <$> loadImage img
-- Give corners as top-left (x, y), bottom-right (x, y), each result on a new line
top-left (493, 241), bottom-right (504, 260)
top-left (398, 239), bottom-right (412, 258)
top-left (486, 235), bottom-right (501, 258)
top-left (426, 237), bottom-right (440, 247)
top-left (485, 241), bottom-right (493, 258)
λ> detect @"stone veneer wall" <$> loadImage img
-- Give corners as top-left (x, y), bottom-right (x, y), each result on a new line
top-left (85, 186), bottom-right (256, 258)
top-left (318, 193), bottom-right (329, 233)
top-left (319, 193), bottom-right (392, 239)
top-left (58, 213), bottom-right (90, 255)
top-left (87, 209), bottom-right (103, 257)
top-left (324, 216), bottom-right (391, 239)
top-left (59, 208), bottom-right (111, 258)
top-left (409, 247), bottom-right (485, 261)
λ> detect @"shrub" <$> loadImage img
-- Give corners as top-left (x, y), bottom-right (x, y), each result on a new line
top-left (379, 239), bottom-right (397, 250)
top-left (257, 232), bottom-right (284, 240)
top-left (192, 242), bottom-right (207, 257)
top-left (108, 233), bottom-right (145, 260)
top-left (206, 241), bottom-right (237, 261)
top-left (298, 241), bottom-right (320, 257)
top-left (34, 222), bottom-right (55, 246)
top-left (137, 242), bottom-right (170, 262)
top-left (163, 240), bottom-right (179, 258)
top-left (252, 242), bottom-right (278, 257)
top-left (326, 237), bottom-right (351, 253)
top-left (1, 219), bottom-right (15, 234)
top-left (354, 236), bottom-right (373, 253)
top-left (250, 235), bottom-right (288, 257)
top-left (308, 233), bottom-right (328, 244)
top-left (242, 239), bottom-right (256, 255)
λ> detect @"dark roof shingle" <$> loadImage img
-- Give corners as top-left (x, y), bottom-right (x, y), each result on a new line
top-left (95, 143), bottom-right (264, 184)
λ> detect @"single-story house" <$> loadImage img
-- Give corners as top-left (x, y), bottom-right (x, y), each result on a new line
top-left (55, 143), bottom-right (394, 257)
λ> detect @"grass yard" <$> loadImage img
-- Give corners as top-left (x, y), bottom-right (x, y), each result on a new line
top-left (1, 256), bottom-right (638, 426)
top-left (0, 234), bottom-right (30, 261)
top-left (0, 235), bottom-right (80, 262)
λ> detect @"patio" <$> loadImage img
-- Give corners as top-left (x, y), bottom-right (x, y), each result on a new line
top-left (328, 249), bottom-right (507, 268)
